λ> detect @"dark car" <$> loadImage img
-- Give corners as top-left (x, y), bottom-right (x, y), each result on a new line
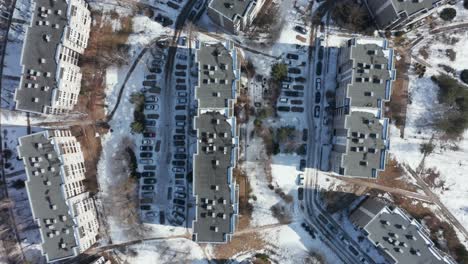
top-left (176, 64), bottom-right (187, 70)
top-left (174, 154), bottom-right (187, 159)
top-left (294, 25), bottom-right (308, 34)
top-left (175, 105), bottom-right (186, 111)
top-left (143, 165), bottom-right (156, 170)
top-left (173, 199), bottom-right (185, 206)
top-left (172, 160), bottom-right (186, 166)
top-left (292, 85), bottom-right (304, 91)
top-left (291, 106), bottom-right (304, 112)
top-left (146, 74), bottom-right (156, 80)
top-left (141, 171), bottom-right (155, 177)
top-left (277, 106), bottom-right (291, 112)
top-left (176, 78), bottom-right (185, 83)
top-left (144, 178), bottom-right (157, 184)
top-left (299, 159), bottom-right (306, 171)
top-left (167, 1), bottom-right (180, 9)
top-left (175, 115), bottom-right (186, 121)
top-left (315, 92), bottom-right (321, 104)
top-left (154, 14), bottom-right (173, 27)
top-left (175, 71), bottom-right (186, 77)
top-left (173, 141), bottom-right (185, 146)
top-left (290, 99), bottom-right (302, 105)
top-left (140, 145), bottom-right (153, 151)
top-left (155, 140), bottom-right (161, 152)
top-left (172, 167), bottom-right (185, 173)
top-left (295, 77), bottom-right (306, 83)
top-left (145, 95), bottom-right (157, 102)
top-left (176, 85), bottom-right (186, 90)
top-left (140, 152), bottom-right (152, 158)
top-left (146, 114), bottom-right (159, 120)
top-left (172, 211), bottom-right (185, 225)
top-left (302, 129), bottom-right (308, 141)
top-left (143, 132), bottom-right (156, 138)
top-left (142, 185), bottom-right (154, 191)
top-left (288, 67), bottom-right (301, 74)
top-left (140, 205), bottom-right (151, 210)
top-left (348, 245), bottom-right (359, 256)
top-left (286, 53), bottom-right (299, 60)
top-left (143, 80), bottom-right (156, 87)
top-left (173, 135), bottom-right (185, 140)
top-left (145, 120), bottom-right (156, 127)
top-left (149, 67), bottom-right (162, 73)
top-left (314, 106), bottom-right (320, 118)
top-left (175, 128), bottom-right (185, 134)
top-left (284, 91), bottom-right (299, 97)
top-left (174, 173), bottom-right (185, 179)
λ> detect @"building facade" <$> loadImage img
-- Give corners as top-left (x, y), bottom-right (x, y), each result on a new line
top-left (207, 0), bottom-right (265, 34)
top-left (192, 41), bottom-right (240, 243)
top-left (331, 38), bottom-right (395, 178)
top-left (17, 130), bottom-right (99, 262)
top-left (364, 0), bottom-right (442, 30)
top-left (350, 198), bottom-right (456, 264)
top-left (14, 0), bottom-right (91, 114)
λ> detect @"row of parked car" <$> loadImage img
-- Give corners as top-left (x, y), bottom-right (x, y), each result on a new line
top-left (139, 56), bottom-right (164, 215)
top-left (167, 49), bottom-right (192, 226)
top-left (277, 50), bottom-right (308, 113)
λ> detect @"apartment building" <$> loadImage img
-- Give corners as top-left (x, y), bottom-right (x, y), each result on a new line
top-left (89, 256), bottom-right (111, 264)
top-left (330, 38), bottom-right (396, 178)
top-left (192, 41), bottom-right (240, 243)
top-left (350, 198), bottom-right (456, 264)
top-left (17, 130), bottom-right (99, 262)
top-left (14, 0), bottom-right (91, 114)
top-left (207, 0), bottom-right (265, 34)
top-left (364, 0), bottom-right (442, 30)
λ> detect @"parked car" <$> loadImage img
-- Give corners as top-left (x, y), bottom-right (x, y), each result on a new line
top-left (294, 25), bottom-right (307, 34)
top-left (176, 64), bottom-right (187, 70)
top-left (174, 186), bottom-right (186, 192)
top-left (172, 160), bottom-right (186, 166)
top-left (167, 1), bottom-right (180, 10)
top-left (175, 115), bottom-right (186, 121)
top-left (315, 78), bottom-right (321, 91)
top-left (145, 104), bottom-right (159, 111)
top-left (175, 128), bottom-right (185, 134)
top-left (175, 71), bottom-right (186, 77)
top-left (299, 159), bottom-right (306, 171)
top-left (176, 78), bottom-right (185, 83)
top-left (172, 167), bottom-right (185, 173)
top-left (142, 192), bottom-right (154, 199)
top-left (314, 106), bottom-right (320, 118)
top-left (143, 165), bottom-right (156, 170)
top-left (145, 95), bottom-right (158, 102)
top-left (144, 178), bottom-right (157, 184)
top-left (173, 199), bottom-right (185, 206)
top-left (149, 67), bottom-right (162, 73)
top-left (286, 53), bottom-right (299, 60)
top-left (282, 84), bottom-right (290, 90)
top-left (146, 114), bottom-right (160, 120)
top-left (173, 141), bottom-right (185, 146)
top-left (173, 135), bottom-right (185, 140)
top-left (175, 121), bottom-right (186, 127)
top-left (145, 120), bottom-right (156, 127)
top-left (277, 106), bottom-right (291, 112)
top-left (302, 129), bottom-right (308, 141)
top-left (154, 14), bottom-right (173, 27)
top-left (175, 105), bottom-right (186, 111)
top-left (143, 132), bottom-right (156, 138)
top-left (142, 185), bottom-right (154, 191)
top-left (140, 145), bottom-right (153, 151)
top-left (173, 205), bottom-right (185, 214)
top-left (288, 67), bottom-right (301, 74)
top-left (174, 173), bottom-right (185, 179)
top-left (176, 84), bottom-right (186, 90)
top-left (174, 154), bottom-right (187, 159)
top-left (178, 92), bottom-right (187, 97)
top-left (175, 179), bottom-right (185, 185)
top-left (172, 211), bottom-right (185, 225)
top-left (141, 171), bottom-right (155, 177)
top-left (315, 92), bottom-right (321, 104)
top-left (290, 99), bottom-right (302, 105)
top-left (146, 74), bottom-right (156, 80)
top-left (297, 173), bottom-right (304, 185)
top-left (292, 85), bottom-right (304, 90)
top-left (295, 76), bottom-right (306, 83)
top-left (176, 147), bottom-right (186, 153)
top-left (174, 192), bottom-right (186, 199)
top-left (279, 97), bottom-right (288, 103)
top-left (178, 36), bottom-right (186, 46)
top-left (139, 159), bottom-right (153, 164)
top-left (145, 211), bottom-right (157, 218)
top-left (142, 139), bottom-right (153, 145)
top-left (176, 54), bottom-right (188, 60)
top-left (291, 106), bottom-right (304, 112)
top-left (155, 140), bottom-right (161, 152)
top-left (177, 98), bottom-right (187, 104)
top-left (140, 205), bottom-right (151, 210)
top-left (140, 152), bottom-right (152, 158)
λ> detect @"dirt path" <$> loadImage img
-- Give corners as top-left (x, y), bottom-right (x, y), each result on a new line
top-left (327, 174), bottom-right (433, 203)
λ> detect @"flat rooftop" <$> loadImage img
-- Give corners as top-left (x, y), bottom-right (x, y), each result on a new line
top-left (17, 131), bottom-right (78, 262)
top-left (209, 0), bottom-right (253, 21)
top-left (348, 43), bottom-right (392, 108)
top-left (193, 111), bottom-right (235, 243)
top-left (15, 0), bottom-right (69, 113)
top-left (351, 198), bottom-right (453, 264)
top-left (342, 111), bottom-right (387, 177)
top-left (195, 42), bottom-right (236, 109)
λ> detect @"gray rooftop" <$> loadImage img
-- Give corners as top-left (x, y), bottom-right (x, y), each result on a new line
top-left (193, 112), bottom-right (235, 243)
top-left (208, 0), bottom-right (254, 21)
top-left (15, 0), bottom-right (69, 113)
top-left (342, 111), bottom-right (387, 178)
top-left (366, 0), bottom-right (439, 29)
top-left (348, 43), bottom-right (392, 108)
top-left (351, 198), bottom-right (454, 264)
top-left (17, 131), bottom-right (78, 262)
top-left (195, 42), bottom-right (236, 109)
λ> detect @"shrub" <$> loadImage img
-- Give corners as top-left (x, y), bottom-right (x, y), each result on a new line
top-left (419, 142), bottom-right (435, 155)
top-left (11, 179), bottom-right (25, 189)
top-left (440, 8), bottom-right (457, 21)
top-left (130, 121), bottom-right (144, 133)
top-left (316, 62), bottom-right (322, 76)
top-left (461, 69), bottom-right (468, 84)
top-left (270, 63), bottom-right (288, 82)
top-left (296, 144), bottom-right (307, 156)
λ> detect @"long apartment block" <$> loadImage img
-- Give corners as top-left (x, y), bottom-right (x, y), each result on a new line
top-left (192, 41), bottom-right (240, 243)
top-left (350, 198), bottom-right (456, 264)
top-left (331, 38), bottom-right (396, 178)
top-left (207, 0), bottom-right (265, 34)
top-left (17, 130), bottom-right (99, 263)
top-left (14, 0), bottom-right (91, 114)
top-left (364, 0), bottom-right (442, 30)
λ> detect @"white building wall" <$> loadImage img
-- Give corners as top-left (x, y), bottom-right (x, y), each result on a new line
top-left (63, 0), bottom-right (91, 54)
top-left (67, 192), bottom-right (99, 253)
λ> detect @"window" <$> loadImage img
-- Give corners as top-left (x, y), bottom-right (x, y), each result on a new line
top-left (359, 161), bottom-right (367, 166)
top-left (369, 133), bottom-right (377, 138)
top-left (364, 91), bottom-right (372, 96)
top-left (367, 50), bottom-right (375, 55)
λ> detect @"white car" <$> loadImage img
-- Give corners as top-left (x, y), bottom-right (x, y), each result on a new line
top-left (279, 97), bottom-right (288, 103)
top-left (141, 139), bottom-right (153, 145)
top-left (297, 173), bottom-right (304, 185)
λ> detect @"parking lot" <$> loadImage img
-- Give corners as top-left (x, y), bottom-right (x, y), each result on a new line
top-left (136, 36), bottom-right (197, 227)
